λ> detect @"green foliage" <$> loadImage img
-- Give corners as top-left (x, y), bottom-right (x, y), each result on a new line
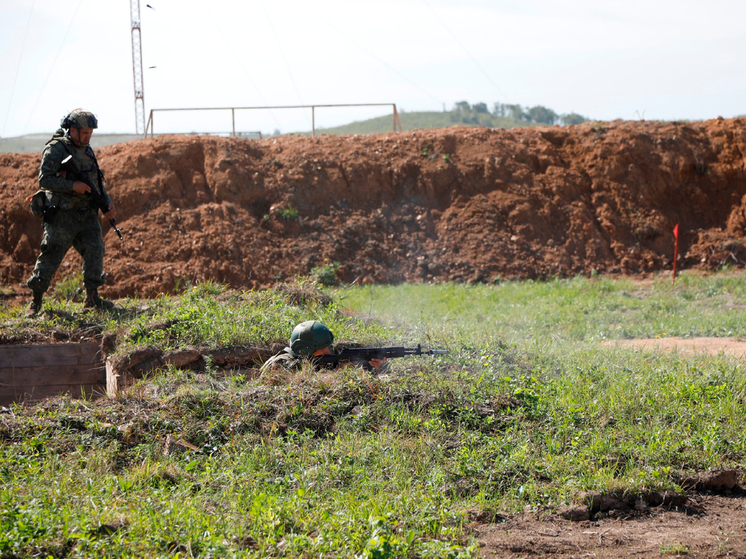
top-left (277, 206), bottom-right (299, 221)
top-left (335, 273), bottom-right (746, 344)
top-left (52, 272), bottom-right (84, 303)
top-left (313, 105), bottom-right (540, 135)
top-left (561, 112), bottom-right (588, 125)
top-left (527, 105), bottom-right (559, 125)
top-left (493, 102), bottom-right (587, 126)
top-left (311, 260), bottom-right (341, 286)
top-left (2, 272), bottom-right (746, 556)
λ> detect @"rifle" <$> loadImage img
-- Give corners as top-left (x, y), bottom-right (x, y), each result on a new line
top-left (314, 344), bottom-right (448, 371)
top-left (60, 154), bottom-right (124, 240)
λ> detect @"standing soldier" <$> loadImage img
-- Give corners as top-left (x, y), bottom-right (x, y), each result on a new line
top-left (25, 109), bottom-right (117, 317)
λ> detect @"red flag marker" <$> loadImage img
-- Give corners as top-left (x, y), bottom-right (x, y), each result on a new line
top-left (672, 224), bottom-right (679, 286)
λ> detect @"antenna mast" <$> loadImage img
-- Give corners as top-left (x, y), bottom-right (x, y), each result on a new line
top-left (130, 0), bottom-right (146, 135)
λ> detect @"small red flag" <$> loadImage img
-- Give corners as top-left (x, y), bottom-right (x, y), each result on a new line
top-left (672, 224), bottom-right (680, 285)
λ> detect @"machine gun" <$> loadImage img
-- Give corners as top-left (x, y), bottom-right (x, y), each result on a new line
top-left (61, 154), bottom-right (123, 240)
top-left (314, 344), bottom-right (448, 371)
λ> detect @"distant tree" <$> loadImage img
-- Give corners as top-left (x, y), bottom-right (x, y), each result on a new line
top-left (500, 104), bottom-right (526, 121)
top-left (526, 105), bottom-right (558, 125)
top-left (473, 102), bottom-right (489, 114)
top-left (453, 101), bottom-right (471, 112)
top-left (560, 113), bottom-right (587, 125)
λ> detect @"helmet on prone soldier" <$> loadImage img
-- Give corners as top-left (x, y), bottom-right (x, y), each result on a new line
top-left (61, 109), bottom-right (98, 130)
top-left (289, 320), bottom-right (334, 356)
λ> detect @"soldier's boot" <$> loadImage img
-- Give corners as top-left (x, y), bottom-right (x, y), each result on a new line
top-left (84, 288), bottom-right (114, 310)
top-left (25, 291), bottom-right (43, 318)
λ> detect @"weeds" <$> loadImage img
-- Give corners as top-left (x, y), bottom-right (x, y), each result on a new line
top-left (1, 272), bottom-right (746, 556)
top-left (311, 260), bottom-right (341, 286)
top-left (51, 271), bottom-right (83, 302)
top-left (277, 206), bottom-right (299, 221)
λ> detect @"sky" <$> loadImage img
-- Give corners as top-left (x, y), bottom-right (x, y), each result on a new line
top-left (2, 0), bottom-right (745, 138)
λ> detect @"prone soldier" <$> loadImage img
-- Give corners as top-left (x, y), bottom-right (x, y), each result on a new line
top-left (261, 320), bottom-right (387, 374)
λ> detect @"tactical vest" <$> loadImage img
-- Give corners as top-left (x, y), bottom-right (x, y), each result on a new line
top-left (44, 130), bottom-right (103, 211)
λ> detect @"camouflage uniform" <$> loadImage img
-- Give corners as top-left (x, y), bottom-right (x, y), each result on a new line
top-left (260, 321), bottom-right (387, 374)
top-left (260, 348), bottom-right (303, 374)
top-left (26, 129), bottom-right (113, 296)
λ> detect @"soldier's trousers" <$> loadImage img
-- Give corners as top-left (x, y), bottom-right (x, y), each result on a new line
top-left (26, 208), bottom-right (106, 294)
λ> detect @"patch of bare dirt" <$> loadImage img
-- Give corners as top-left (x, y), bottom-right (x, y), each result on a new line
top-left (2, 117), bottom-right (746, 298)
top-left (476, 492), bottom-right (746, 558)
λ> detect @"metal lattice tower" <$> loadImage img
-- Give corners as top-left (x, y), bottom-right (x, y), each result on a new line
top-left (130, 0), bottom-right (146, 135)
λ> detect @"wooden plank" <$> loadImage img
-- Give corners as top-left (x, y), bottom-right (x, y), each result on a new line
top-left (0, 343), bottom-right (101, 368)
top-left (0, 343), bottom-right (105, 406)
top-left (106, 357), bottom-right (141, 398)
top-left (0, 384), bottom-right (103, 404)
top-left (0, 365), bottom-right (104, 386)
top-left (106, 358), bottom-right (118, 398)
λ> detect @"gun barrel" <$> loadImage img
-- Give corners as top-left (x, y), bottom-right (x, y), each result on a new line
top-left (314, 345), bottom-right (448, 371)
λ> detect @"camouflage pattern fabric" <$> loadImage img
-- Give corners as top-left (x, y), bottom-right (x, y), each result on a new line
top-left (37, 130), bottom-right (112, 211)
top-left (26, 131), bottom-right (111, 294)
top-left (62, 109), bottom-right (98, 130)
top-left (27, 207), bottom-right (105, 293)
top-left (260, 349), bottom-right (302, 374)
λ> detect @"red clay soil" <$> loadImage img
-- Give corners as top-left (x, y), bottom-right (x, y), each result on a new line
top-left (1, 117), bottom-right (746, 297)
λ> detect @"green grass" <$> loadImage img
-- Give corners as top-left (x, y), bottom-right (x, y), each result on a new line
top-left (334, 272), bottom-right (746, 344)
top-left (1, 272), bottom-right (746, 556)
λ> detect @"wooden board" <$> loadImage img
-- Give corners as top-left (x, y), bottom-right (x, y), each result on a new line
top-left (0, 384), bottom-right (103, 404)
top-left (0, 343), bottom-right (105, 406)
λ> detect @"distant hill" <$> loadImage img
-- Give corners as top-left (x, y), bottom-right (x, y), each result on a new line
top-left (313, 111), bottom-right (535, 135)
top-left (1, 103), bottom-right (588, 152)
top-left (0, 133), bottom-right (142, 154)
top-left (0, 119), bottom-right (528, 153)
top-left (307, 102), bottom-right (587, 136)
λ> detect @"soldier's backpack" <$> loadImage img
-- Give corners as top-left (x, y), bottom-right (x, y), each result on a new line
top-left (26, 190), bottom-right (57, 223)
top-left (27, 190), bottom-right (47, 218)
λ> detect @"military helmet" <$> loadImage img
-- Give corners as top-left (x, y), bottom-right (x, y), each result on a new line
top-left (61, 109), bottom-right (98, 130)
top-left (289, 320), bottom-right (334, 356)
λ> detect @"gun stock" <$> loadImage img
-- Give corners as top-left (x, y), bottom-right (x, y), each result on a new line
top-left (61, 154), bottom-right (123, 240)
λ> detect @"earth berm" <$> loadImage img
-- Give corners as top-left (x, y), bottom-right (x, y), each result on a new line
top-left (2, 117), bottom-right (746, 297)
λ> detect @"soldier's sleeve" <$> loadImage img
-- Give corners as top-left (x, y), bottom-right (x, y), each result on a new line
top-left (38, 142), bottom-right (75, 193)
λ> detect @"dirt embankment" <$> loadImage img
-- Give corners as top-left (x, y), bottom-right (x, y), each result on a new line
top-left (1, 118), bottom-right (746, 297)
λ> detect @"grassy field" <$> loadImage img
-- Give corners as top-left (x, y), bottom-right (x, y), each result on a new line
top-left (1, 272), bottom-right (745, 557)
top-left (0, 134), bottom-right (143, 154)
top-left (313, 111), bottom-right (533, 135)
top-left (0, 111), bottom-right (537, 154)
